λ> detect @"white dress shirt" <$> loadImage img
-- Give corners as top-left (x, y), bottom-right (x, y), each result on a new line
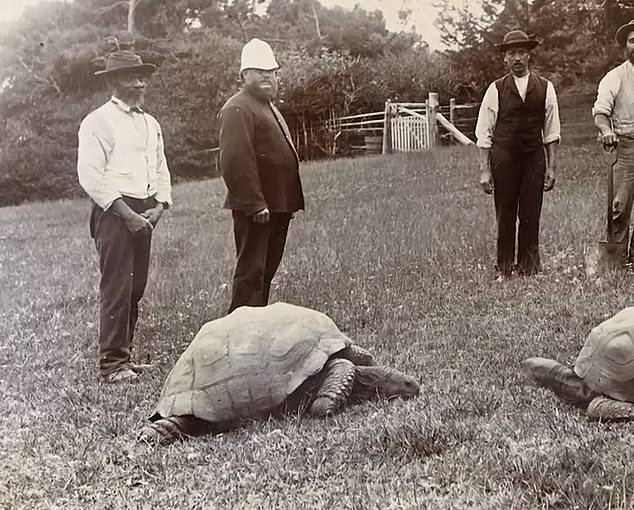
top-left (77, 96), bottom-right (173, 210)
top-left (592, 60), bottom-right (634, 136)
top-left (475, 74), bottom-right (561, 149)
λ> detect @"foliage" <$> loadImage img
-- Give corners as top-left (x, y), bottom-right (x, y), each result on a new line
top-left (434, 0), bottom-right (633, 98)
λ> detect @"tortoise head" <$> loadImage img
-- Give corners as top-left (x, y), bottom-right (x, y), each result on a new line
top-left (354, 366), bottom-right (420, 399)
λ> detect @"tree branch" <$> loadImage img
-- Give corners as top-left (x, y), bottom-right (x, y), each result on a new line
top-left (311, 4), bottom-right (322, 38)
top-left (16, 55), bottom-right (61, 95)
top-left (96, 1), bottom-right (129, 16)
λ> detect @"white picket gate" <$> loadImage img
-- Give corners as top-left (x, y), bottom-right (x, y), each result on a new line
top-left (390, 112), bottom-right (430, 152)
top-left (386, 102), bottom-right (433, 153)
top-left (325, 93), bottom-right (473, 155)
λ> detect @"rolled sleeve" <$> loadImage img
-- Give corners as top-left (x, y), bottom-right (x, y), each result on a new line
top-left (592, 71), bottom-right (618, 118)
top-left (475, 83), bottom-right (498, 149)
top-left (543, 81), bottom-right (561, 145)
top-left (219, 106), bottom-right (267, 215)
top-left (77, 118), bottom-right (121, 210)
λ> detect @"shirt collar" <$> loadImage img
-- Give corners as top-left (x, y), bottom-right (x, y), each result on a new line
top-left (512, 72), bottom-right (530, 83)
top-left (111, 96), bottom-right (144, 114)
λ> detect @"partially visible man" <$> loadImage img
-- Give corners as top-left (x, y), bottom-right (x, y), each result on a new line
top-left (476, 30), bottom-right (560, 280)
top-left (593, 19), bottom-right (634, 264)
top-left (219, 38), bottom-right (304, 313)
top-left (77, 50), bottom-right (172, 383)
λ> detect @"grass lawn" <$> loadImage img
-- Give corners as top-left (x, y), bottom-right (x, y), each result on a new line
top-left (2, 144), bottom-right (634, 509)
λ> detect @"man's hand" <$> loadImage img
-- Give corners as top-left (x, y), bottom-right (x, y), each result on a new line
top-left (123, 212), bottom-right (153, 235)
top-left (252, 207), bottom-right (270, 224)
top-left (140, 204), bottom-right (164, 227)
top-left (600, 130), bottom-right (618, 149)
top-left (544, 166), bottom-right (556, 192)
top-left (479, 169), bottom-right (494, 194)
top-left (110, 198), bottom-right (153, 235)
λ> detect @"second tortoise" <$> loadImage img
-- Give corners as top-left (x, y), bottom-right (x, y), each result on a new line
top-left (523, 307), bottom-right (634, 420)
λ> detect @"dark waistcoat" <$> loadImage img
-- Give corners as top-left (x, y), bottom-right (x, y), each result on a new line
top-left (493, 73), bottom-right (547, 153)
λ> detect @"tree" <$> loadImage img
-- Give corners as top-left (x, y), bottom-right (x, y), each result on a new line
top-left (434, 0), bottom-right (627, 97)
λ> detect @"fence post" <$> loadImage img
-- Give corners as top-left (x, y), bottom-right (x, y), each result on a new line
top-left (449, 98), bottom-right (456, 146)
top-left (382, 100), bottom-right (393, 154)
top-left (449, 98), bottom-right (456, 125)
top-left (427, 92), bottom-right (439, 149)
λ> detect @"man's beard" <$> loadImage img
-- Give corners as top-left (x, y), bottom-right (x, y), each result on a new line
top-left (246, 82), bottom-right (277, 100)
top-left (120, 89), bottom-right (145, 106)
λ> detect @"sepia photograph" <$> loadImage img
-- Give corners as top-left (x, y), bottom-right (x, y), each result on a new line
top-left (2, 0), bottom-right (634, 508)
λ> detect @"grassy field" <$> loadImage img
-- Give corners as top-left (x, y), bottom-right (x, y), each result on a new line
top-left (3, 144), bottom-right (634, 509)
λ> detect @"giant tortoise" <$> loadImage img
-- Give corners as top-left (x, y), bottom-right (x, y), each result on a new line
top-left (523, 307), bottom-right (634, 420)
top-left (139, 302), bottom-right (420, 444)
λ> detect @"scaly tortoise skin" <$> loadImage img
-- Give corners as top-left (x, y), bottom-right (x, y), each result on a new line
top-left (138, 303), bottom-right (420, 444)
top-left (523, 307), bottom-right (634, 420)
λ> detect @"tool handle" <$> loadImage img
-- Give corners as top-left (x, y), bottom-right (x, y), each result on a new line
top-left (606, 150), bottom-right (616, 242)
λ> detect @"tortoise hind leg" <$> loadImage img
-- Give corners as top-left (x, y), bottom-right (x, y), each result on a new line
top-left (309, 358), bottom-right (356, 417)
top-left (522, 357), bottom-right (598, 406)
top-left (137, 415), bottom-right (211, 445)
top-left (587, 396), bottom-right (634, 421)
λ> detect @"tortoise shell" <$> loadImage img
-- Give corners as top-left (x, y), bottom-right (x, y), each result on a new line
top-left (574, 307), bottom-right (634, 402)
top-left (154, 302), bottom-right (353, 422)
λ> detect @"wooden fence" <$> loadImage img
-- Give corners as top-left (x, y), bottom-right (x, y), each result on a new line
top-left (201, 92), bottom-right (597, 169)
top-left (327, 92), bottom-right (476, 155)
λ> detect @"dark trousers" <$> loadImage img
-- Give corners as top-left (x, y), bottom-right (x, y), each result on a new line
top-left (229, 211), bottom-right (292, 313)
top-left (90, 196), bottom-right (155, 375)
top-left (611, 139), bottom-right (634, 261)
top-left (491, 146), bottom-right (546, 276)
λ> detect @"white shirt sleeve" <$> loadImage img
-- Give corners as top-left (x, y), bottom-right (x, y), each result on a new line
top-left (543, 81), bottom-right (561, 144)
top-left (149, 117), bottom-right (173, 206)
top-left (76, 115), bottom-right (121, 210)
top-left (592, 69), bottom-right (618, 118)
top-left (475, 83), bottom-right (498, 149)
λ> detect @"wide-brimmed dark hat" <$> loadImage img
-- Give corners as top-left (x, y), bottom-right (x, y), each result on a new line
top-left (94, 50), bottom-right (157, 77)
top-left (615, 20), bottom-right (634, 46)
top-left (495, 30), bottom-right (540, 51)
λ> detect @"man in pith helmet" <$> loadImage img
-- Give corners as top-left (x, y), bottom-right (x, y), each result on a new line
top-left (218, 38), bottom-right (304, 313)
top-left (77, 49), bottom-right (172, 383)
top-left (476, 30), bottom-right (561, 281)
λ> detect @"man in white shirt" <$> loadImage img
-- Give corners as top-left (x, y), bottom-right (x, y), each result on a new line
top-left (475, 30), bottom-right (560, 280)
top-left (77, 50), bottom-right (173, 383)
top-left (593, 20), bottom-right (634, 265)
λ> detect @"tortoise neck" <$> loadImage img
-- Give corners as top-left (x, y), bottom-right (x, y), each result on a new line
top-left (353, 366), bottom-right (395, 395)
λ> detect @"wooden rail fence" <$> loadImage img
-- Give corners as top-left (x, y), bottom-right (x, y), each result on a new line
top-left (327, 92), bottom-right (476, 155)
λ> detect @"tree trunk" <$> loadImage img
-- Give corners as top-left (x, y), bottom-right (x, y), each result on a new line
top-left (128, 0), bottom-right (137, 33)
top-left (312, 4), bottom-right (322, 38)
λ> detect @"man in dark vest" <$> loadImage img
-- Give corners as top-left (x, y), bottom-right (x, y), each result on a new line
top-left (218, 38), bottom-right (304, 313)
top-left (476, 30), bottom-right (560, 281)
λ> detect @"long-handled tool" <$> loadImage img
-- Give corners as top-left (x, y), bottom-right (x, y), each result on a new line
top-left (596, 144), bottom-right (626, 273)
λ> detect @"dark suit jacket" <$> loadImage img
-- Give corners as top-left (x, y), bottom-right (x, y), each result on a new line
top-left (218, 89), bottom-right (305, 215)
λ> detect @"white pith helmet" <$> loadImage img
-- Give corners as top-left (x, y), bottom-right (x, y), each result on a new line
top-left (240, 38), bottom-right (279, 74)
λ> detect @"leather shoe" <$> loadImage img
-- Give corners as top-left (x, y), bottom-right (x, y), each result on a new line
top-left (102, 368), bottom-right (138, 383)
top-left (128, 362), bottom-right (153, 373)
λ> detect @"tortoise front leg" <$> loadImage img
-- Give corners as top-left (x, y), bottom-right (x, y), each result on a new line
top-left (587, 396), bottom-right (634, 421)
top-left (338, 344), bottom-right (375, 366)
top-left (309, 358), bottom-right (356, 417)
